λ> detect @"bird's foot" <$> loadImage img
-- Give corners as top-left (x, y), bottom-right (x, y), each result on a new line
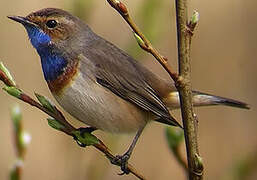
top-left (111, 153), bottom-right (131, 175)
top-left (73, 127), bottom-right (97, 147)
top-left (78, 126), bottom-right (97, 135)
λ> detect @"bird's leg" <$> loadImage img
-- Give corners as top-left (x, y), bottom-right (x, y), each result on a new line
top-left (78, 126), bottom-right (97, 134)
top-left (111, 125), bottom-right (145, 175)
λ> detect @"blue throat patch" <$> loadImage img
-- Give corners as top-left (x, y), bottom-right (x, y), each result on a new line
top-left (39, 52), bottom-right (68, 81)
top-left (25, 25), bottom-right (51, 49)
top-left (25, 25), bottom-right (67, 81)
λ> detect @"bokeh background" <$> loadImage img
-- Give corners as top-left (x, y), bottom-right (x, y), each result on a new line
top-left (0, 0), bottom-right (256, 179)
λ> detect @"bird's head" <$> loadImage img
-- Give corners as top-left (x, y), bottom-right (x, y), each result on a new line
top-left (8, 8), bottom-right (85, 50)
top-left (8, 8), bottom-right (90, 89)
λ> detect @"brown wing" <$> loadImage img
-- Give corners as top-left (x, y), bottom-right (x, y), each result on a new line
top-left (81, 35), bottom-right (181, 127)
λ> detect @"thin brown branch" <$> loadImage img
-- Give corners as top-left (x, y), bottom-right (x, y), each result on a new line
top-left (11, 105), bottom-right (25, 180)
top-left (0, 69), bottom-right (145, 180)
top-left (94, 142), bottom-right (145, 180)
top-left (0, 70), bottom-right (15, 86)
top-left (107, 0), bottom-right (203, 179)
top-left (107, 0), bottom-right (179, 82)
top-left (175, 0), bottom-right (203, 179)
top-left (21, 93), bottom-right (145, 179)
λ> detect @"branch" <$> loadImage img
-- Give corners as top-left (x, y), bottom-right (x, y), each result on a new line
top-left (175, 1), bottom-right (203, 179)
top-left (0, 62), bottom-right (145, 180)
top-left (9, 105), bottom-right (31, 180)
top-left (106, 0), bottom-right (203, 179)
top-left (107, 0), bottom-right (179, 82)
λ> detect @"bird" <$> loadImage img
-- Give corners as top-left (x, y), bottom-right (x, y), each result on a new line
top-left (8, 8), bottom-right (249, 173)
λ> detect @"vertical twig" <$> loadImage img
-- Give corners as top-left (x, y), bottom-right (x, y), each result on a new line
top-left (175, 0), bottom-right (203, 179)
top-left (10, 105), bottom-right (31, 180)
top-left (106, 0), bottom-right (203, 178)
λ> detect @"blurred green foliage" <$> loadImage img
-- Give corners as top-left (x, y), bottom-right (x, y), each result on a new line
top-left (165, 126), bottom-right (187, 170)
top-left (65, 0), bottom-right (166, 60)
top-left (66, 0), bottom-right (95, 21)
top-left (126, 0), bottom-right (166, 59)
top-left (9, 105), bottom-right (31, 180)
top-left (222, 150), bottom-right (257, 180)
top-left (165, 126), bottom-right (184, 151)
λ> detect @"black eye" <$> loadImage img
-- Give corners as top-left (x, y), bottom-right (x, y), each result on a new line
top-left (46, 20), bottom-right (57, 29)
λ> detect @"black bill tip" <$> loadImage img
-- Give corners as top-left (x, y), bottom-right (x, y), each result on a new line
top-left (7, 16), bottom-right (36, 26)
top-left (8, 16), bottom-right (26, 23)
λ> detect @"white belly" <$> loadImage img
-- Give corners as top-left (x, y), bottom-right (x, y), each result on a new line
top-left (53, 73), bottom-right (149, 133)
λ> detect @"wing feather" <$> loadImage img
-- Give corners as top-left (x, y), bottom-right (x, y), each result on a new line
top-left (81, 35), bottom-right (181, 127)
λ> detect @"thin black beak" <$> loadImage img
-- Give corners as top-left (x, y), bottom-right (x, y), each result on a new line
top-left (7, 16), bottom-right (37, 27)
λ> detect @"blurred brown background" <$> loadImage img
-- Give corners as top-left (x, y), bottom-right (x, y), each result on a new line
top-left (0, 0), bottom-right (256, 180)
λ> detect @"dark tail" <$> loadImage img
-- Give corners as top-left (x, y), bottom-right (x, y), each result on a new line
top-left (192, 91), bottom-right (250, 109)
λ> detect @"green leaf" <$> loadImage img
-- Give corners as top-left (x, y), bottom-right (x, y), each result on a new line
top-left (195, 153), bottom-right (204, 172)
top-left (0, 62), bottom-right (16, 86)
top-left (133, 33), bottom-right (146, 49)
top-left (47, 118), bottom-right (65, 131)
top-left (35, 93), bottom-right (56, 113)
top-left (3, 86), bottom-right (22, 98)
top-left (72, 130), bottom-right (99, 146)
top-left (165, 127), bottom-right (184, 151)
top-left (190, 10), bottom-right (200, 25)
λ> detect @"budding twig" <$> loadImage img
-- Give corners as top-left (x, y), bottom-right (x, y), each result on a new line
top-left (175, 0), bottom-right (203, 179)
top-left (9, 105), bottom-right (31, 180)
top-left (107, 0), bottom-right (202, 179)
top-left (107, 0), bottom-right (179, 82)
